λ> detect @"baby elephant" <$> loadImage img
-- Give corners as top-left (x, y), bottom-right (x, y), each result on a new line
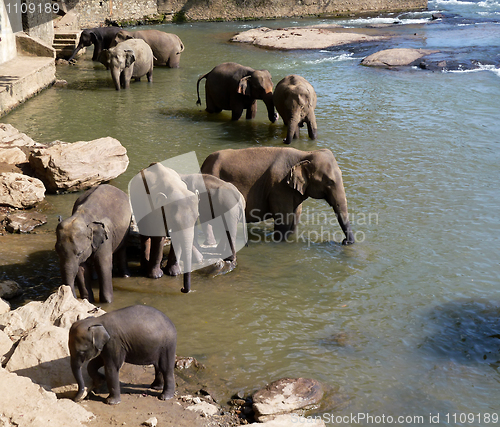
top-left (100, 38), bottom-right (153, 90)
top-left (69, 305), bottom-right (177, 405)
top-left (273, 74), bottom-right (318, 144)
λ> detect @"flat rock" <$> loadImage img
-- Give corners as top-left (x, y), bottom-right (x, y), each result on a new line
top-left (231, 27), bottom-right (387, 50)
top-left (0, 172), bottom-right (46, 208)
top-left (4, 211), bottom-right (47, 233)
top-left (29, 137), bottom-right (129, 193)
top-left (186, 401), bottom-right (219, 416)
top-left (253, 378), bottom-right (324, 422)
top-left (361, 48), bottom-right (440, 67)
top-left (248, 414), bottom-right (326, 426)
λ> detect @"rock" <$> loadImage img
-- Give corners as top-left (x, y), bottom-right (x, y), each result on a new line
top-left (53, 79), bottom-right (68, 87)
top-left (5, 324), bottom-right (83, 394)
top-left (0, 329), bottom-right (14, 363)
top-left (186, 400), bottom-right (219, 416)
top-left (248, 414), bottom-right (326, 426)
top-left (4, 211), bottom-right (47, 233)
top-left (0, 123), bottom-right (41, 150)
top-left (231, 27), bottom-right (387, 50)
top-left (0, 280), bottom-right (23, 299)
top-left (0, 285), bottom-right (105, 341)
top-left (142, 417), bottom-right (158, 427)
top-left (175, 356), bottom-right (205, 370)
top-left (0, 172), bottom-right (46, 208)
top-left (361, 48), bottom-right (440, 68)
top-left (252, 378), bottom-right (324, 422)
top-left (29, 137), bottom-right (129, 193)
top-left (0, 147), bottom-right (27, 164)
top-left (0, 367), bottom-right (94, 426)
top-left (0, 298), bottom-right (10, 315)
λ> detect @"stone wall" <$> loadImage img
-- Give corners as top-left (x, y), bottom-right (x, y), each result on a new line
top-left (65, 0), bottom-right (427, 27)
top-left (64, 0), bottom-right (157, 28)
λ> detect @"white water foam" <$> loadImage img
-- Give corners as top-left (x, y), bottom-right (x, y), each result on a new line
top-left (443, 63), bottom-right (500, 77)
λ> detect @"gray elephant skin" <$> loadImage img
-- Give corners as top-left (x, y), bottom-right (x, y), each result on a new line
top-left (69, 305), bottom-right (177, 405)
top-left (100, 39), bottom-right (153, 90)
top-left (273, 74), bottom-right (318, 144)
top-left (55, 184), bottom-right (131, 304)
top-left (201, 147), bottom-right (354, 244)
top-left (181, 173), bottom-right (246, 264)
top-left (129, 163), bottom-right (199, 293)
top-left (68, 26), bottom-right (122, 63)
top-left (196, 62), bottom-right (278, 122)
top-left (112, 29), bottom-right (184, 68)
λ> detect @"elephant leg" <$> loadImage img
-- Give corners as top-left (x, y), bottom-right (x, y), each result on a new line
top-left (231, 103), bottom-right (244, 121)
top-left (146, 69), bottom-right (153, 82)
top-left (158, 346), bottom-right (176, 400)
top-left (148, 236), bottom-right (165, 279)
top-left (245, 100), bottom-right (257, 120)
top-left (123, 68), bottom-right (133, 89)
top-left (87, 356), bottom-right (105, 392)
top-left (150, 365), bottom-right (164, 390)
top-left (205, 93), bottom-right (222, 114)
top-left (272, 205), bottom-right (302, 241)
top-left (165, 245), bottom-right (181, 277)
top-left (94, 250), bottom-right (113, 303)
top-left (306, 112), bottom-right (318, 140)
top-left (104, 357), bottom-right (123, 405)
top-left (114, 245), bottom-right (130, 278)
top-left (202, 223), bottom-right (217, 246)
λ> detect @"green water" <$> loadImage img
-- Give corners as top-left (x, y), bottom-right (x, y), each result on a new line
top-left (1, 18), bottom-right (500, 424)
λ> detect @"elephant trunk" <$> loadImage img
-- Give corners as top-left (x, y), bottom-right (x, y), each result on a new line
top-left (71, 356), bottom-right (86, 402)
top-left (60, 260), bottom-right (78, 297)
top-left (111, 67), bottom-right (121, 91)
top-left (263, 92), bottom-right (278, 123)
top-left (328, 195), bottom-right (355, 245)
top-left (67, 43), bottom-right (84, 62)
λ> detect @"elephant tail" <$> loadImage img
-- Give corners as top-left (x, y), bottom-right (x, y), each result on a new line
top-left (196, 73), bottom-right (209, 106)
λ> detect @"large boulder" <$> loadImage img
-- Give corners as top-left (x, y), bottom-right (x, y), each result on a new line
top-left (0, 172), bottom-right (46, 208)
top-left (4, 210), bottom-right (47, 233)
top-left (0, 367), bottom-right (94, 426)
top-left (0, 147), bottom-right (27, 164)
top-left (29, 137), bottom-right (129, 193)
top-left (252, 378), bottom-right (325, 422)
top-left (361, 48), bottom-right (439, 68)
top-left (5, 324), bottom-right (83, 394)
top-left (0, 285), bottom-right (105, 342)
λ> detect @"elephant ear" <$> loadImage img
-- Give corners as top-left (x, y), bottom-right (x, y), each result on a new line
top-left (98, 49), bottom-right (110, 66)
top-left (287, 160), bottom-right (311, 196)
top-left (89, 324), bottom-right (110, 352)
top-left (125, 49), bottom-right (135, 68)
top-left (237, 75), bottom-right (251, 97)
top-left (90, 31), bottom-right (102, 45)
top-left (89, 219), bottom-right (111, 251)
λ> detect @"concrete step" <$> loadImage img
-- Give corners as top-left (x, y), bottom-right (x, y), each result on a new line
top-left (53, 31), bottom-right (80, 40)
top-left (0, 56), bottom-right (55, 117)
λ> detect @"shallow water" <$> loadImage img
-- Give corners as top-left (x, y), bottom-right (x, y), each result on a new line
top-left (1, 1), bottom-right (500, 423)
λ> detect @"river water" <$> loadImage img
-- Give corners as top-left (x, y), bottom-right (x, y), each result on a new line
top-left (1, 0), bottom-right (500, 424)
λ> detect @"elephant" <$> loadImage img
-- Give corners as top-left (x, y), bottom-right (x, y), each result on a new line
top-left (128, 163), bottom-right (199, 293)
top-left (69, 305), bottom-right (177, 405)
top-left (196, 62), bottom-right (278, 122)
top-left (180, 173), bottom-right (246, 264)
top-left (67, 26), bottom-right (122, 63)
top-left (99, 39), bottom-right (153, 90)
top-left (273, 74), bottom-right (318, 144)
top-left (201, 147), bottom-right (355, 244)
top-left (55, 184), bottom-right (131, 304)
top-left (111, 29), bottom-right (184, 68)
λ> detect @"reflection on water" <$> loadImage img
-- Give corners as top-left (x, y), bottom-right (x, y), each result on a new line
top-left (1, 12), bottom-right (500, 422)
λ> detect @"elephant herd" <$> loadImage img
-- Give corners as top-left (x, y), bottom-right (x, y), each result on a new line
top-left (68, 26), bottom-right (318, 144)
top-left (60, 25), bottom-right (356, 405)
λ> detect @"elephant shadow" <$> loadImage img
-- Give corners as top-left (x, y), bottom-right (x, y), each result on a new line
top-left (419, 298), bottom-right (500, 366)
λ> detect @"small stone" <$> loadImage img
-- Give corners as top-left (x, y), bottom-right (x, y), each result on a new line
top-left (142, 417), bottom-right (157, 427)
top-left (5, 211), bottom-right (47, 233)
top-left (0, 280), bottom-right (23, 299)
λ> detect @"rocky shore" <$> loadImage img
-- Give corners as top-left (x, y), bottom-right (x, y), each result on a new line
top-left (0, 285), bottom-right (333, 426)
